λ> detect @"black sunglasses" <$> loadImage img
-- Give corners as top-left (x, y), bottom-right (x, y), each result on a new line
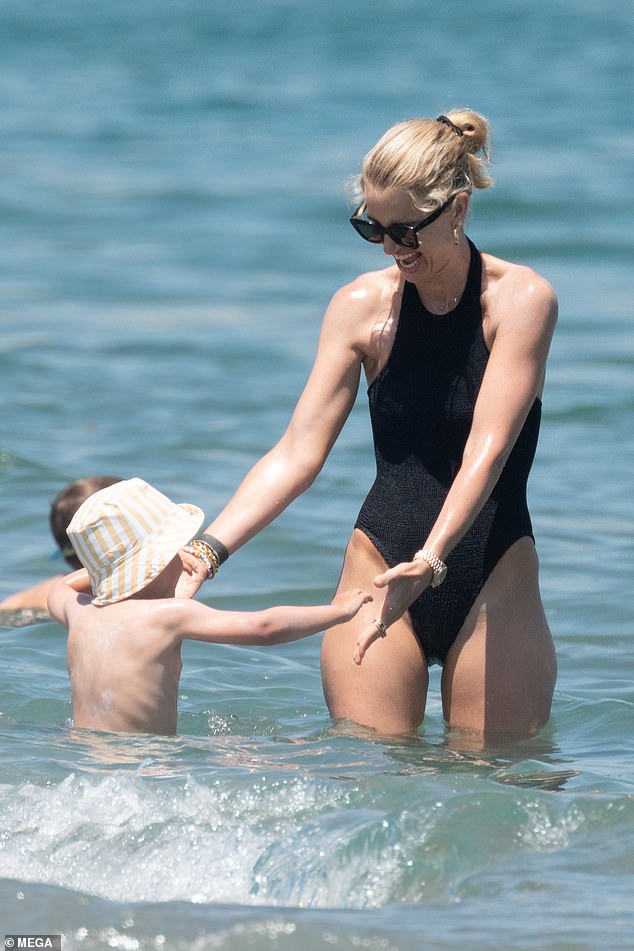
top-left (349, 196), bottom-right (453, 249)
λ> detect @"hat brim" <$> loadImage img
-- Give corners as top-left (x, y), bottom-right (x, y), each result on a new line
top-left (91, 502), bottom-right (204, 605)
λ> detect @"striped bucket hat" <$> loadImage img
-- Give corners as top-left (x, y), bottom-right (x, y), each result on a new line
top-left (66, 478), bottom-right (204, 605)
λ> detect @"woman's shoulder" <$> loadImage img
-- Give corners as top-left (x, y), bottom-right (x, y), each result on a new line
top-left (481, 251), bottom-right (557, 326)
top-left (482, 251), bottom-right (556, 296)
top-left (328, 264), bottom-right (402, 316)
top-left (318, 265), bottom-right (404, 364)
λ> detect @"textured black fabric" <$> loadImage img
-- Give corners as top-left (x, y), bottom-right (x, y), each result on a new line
top-left (355, 240), bottom-right (541, 664)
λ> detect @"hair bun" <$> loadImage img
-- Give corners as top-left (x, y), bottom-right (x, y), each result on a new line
top-left (446, 110), bottom-right (492, 159)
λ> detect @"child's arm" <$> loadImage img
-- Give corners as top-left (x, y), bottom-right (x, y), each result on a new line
top-left (172, 588), bottom-right (372, 646)
top-left (0, 577), bottom-right (64, 612)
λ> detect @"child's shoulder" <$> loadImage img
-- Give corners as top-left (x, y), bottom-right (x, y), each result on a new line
top-left (140, 596), bottom-right (209, 638)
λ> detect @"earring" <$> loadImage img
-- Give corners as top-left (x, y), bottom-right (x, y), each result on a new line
top-left (453, 224), bottom-right (460, 246)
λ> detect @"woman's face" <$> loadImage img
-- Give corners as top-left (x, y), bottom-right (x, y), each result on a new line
top-left (363, 186), bottom-right (466, 280)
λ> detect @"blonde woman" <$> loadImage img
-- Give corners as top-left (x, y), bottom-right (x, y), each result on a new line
top-left (192, 110), bottom-right (558, 741)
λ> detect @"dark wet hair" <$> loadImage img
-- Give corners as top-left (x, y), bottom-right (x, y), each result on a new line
top-left (49, 476), bottom-right (121, 569)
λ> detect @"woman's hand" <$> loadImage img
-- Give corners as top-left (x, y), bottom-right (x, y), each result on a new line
top-left (353, 558), bottom-right (433, 664)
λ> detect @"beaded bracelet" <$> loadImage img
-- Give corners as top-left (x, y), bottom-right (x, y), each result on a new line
top-left (183, 541), bottom-right (217, 579)
top-left (182, 544), bottom-right (214, 579)
top-left (194, 539), bottom-right (220, 575)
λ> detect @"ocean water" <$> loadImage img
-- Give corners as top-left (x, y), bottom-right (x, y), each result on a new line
top-left (1, 0), bottom-right (633, 949)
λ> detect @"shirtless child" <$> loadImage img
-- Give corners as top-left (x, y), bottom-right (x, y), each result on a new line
top-left (47, 478), bottom-right (371, 735)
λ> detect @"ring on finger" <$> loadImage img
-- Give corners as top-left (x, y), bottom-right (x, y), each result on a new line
top-left (373, 619), bottom-right (388, 638)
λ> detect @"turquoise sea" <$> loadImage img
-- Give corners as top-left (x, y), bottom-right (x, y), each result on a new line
top-left (1, 1), bottom-right (633, 948)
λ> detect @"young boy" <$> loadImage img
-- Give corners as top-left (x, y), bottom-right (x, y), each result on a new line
top-left (47, 478), bottom-right (371, 736)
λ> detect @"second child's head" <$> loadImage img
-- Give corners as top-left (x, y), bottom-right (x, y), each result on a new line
top-left (50, 476), bottom-right (122, 570)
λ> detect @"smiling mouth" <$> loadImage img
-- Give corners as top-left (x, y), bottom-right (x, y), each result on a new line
top-left (395, 252), bottom-right (419, 270)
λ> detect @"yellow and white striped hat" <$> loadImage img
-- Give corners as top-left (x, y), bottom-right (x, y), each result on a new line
top-left (66, 478), bottom-right (204, 605)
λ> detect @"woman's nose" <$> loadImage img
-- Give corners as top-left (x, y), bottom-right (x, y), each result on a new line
top-left (383, 235), bottom-right (400, 255)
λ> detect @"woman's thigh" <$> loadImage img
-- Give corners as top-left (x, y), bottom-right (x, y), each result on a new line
top-left (320, 530), bottom-right (429, 735)
top-left (441, 538), bottom-right (557, 741)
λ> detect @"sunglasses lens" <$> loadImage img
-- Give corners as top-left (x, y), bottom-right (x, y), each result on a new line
top-left (389, 227), bottom-right (417, 249)
top-left (351, 218), bottom-right (383, 243)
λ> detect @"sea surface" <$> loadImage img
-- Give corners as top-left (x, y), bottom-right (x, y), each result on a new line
top-left (1, 1), bottom-right (633, 949)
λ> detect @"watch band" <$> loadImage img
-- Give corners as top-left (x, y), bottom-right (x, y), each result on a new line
top-left (413, 548), bottom-right (448, 587)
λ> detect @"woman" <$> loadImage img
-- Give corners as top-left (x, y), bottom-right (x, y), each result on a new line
top-left (192, 109), bottom-right (557, 740)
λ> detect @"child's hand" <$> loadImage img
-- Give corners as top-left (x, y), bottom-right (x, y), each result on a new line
top-left (331, 588), bottom-right (373, 621)
top-left (64, 569), bottom-right (93, 594)
top-left (353, 617), bottom-right (387, 666)
top-left (175, 550), bottom-right (210, 599)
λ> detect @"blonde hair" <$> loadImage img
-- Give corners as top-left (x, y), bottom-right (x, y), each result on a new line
top-left (354, 109), bottom-right (494, 213)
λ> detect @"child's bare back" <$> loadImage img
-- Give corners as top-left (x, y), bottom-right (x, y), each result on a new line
top-left (65, 595), bottom-right (186, 735)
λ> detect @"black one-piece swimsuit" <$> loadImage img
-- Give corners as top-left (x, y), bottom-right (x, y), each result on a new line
top-left (355, 239), bottom-right (541, 665)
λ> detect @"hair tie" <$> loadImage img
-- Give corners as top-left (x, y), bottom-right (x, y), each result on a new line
top-left (436, 115), bottom-right (464, 137)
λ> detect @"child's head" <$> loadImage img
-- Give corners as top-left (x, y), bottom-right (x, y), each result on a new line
top-left (50, 476), bottom-right (122, 569)
top-left (66, 478), bottom-right (204, 604)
